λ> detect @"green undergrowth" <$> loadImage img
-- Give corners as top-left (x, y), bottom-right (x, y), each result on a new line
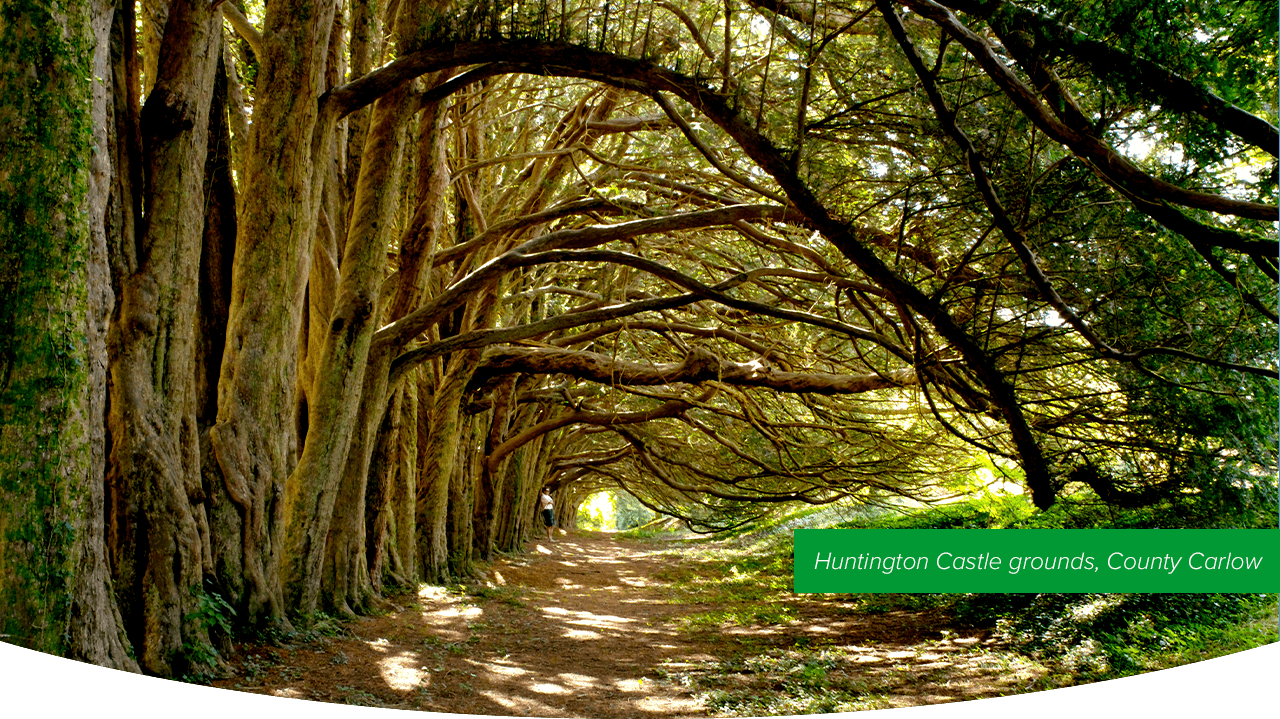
top-left (241, 610), bottom-right (350, 651)
top-left (656, 647), bottom-right (892, 715)
top-left (826, 493), bottom-right (1280, 682)
top-left (460, 582), bottom-right (528, 608)
top-left (975, 591), bottom-right (1278, 681)
top-left (615, 515), bottom-right (688, 539)
top-left (653, 539), bottom-right (795, 632)
top-left (646, 531), bottom-right (1045, 712)
top-left (615, 525), bottom-right (677, 540)
top-left (833, 487), bottom-right (1279, 532)
top-left (653, 491), bottom-right (1277, 697)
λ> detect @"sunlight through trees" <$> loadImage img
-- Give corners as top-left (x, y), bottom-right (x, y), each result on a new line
top-left (0, 0), bottom-right (1274, 677)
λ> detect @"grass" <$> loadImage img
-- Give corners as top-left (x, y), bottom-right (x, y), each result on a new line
top-left (655, 543), bottom-right (791, 601)
top-left (615, 522), bottom-right (690, 540)
top-left (652, 543), bottom-right (802, 633)
top-left (834, 593), bottom-right (954, 614)
top-left (422, 634), bottom-right (482, 654)
top-left (680, 604), bottom-right (798, 630)
top-left (463, 583), bottom-right (528, 607)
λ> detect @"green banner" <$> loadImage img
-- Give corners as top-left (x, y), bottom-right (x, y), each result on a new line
top-left (793, 529), bottom-right (1280, 593)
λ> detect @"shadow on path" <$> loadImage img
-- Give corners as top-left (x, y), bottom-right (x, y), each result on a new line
top-left (214, 531), bottom-right (1047, 716)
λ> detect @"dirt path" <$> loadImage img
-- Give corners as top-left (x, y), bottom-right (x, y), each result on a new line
top-left (214, 531), bottom-right (1048, 716)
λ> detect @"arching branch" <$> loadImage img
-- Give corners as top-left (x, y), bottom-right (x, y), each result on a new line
top-left (223, 3), bottom-right (263, 57)
top-left (936, 0), bottom-right (1279, 157)
top-left (374, 203), bottom-right (802, 351)
top-left (317, 37), bottom-right (1216, 508)
top-left (472, 345), bottom-right (919, 394)
top-left (612, 425), bottom-right (848, 504)
top-left (879, 1), bottom-right (1280, 379)
top-left (552, 320), bottom-right (774, 356)
top-left (485, 388), bottom-right (716, 475)
top-left (898, 0), bottom-right (1276, 221)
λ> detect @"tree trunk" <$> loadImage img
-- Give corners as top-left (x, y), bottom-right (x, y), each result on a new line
top-left (474, 376), bottom-right (516, 560)
top-left (390, 373), bottom-right (419, 583)
top-left (417, 353), bottom-right (474, 582)
top-left (198, 44), bottom-right (243, 634)
top-left (284, 71), bottom-right (412, 620)
top-left (364, 380), bottom-right (404, 593)
top-left (0, 0), bottom-right (133, 670)
top-left (103, 0), bottom-right (221, 676)
top-left (448, 417), bottom-right (480, 577)
top-left (207, 0), bottom-right (337, 628)
top-left (494, 401), bottom-right (549, 552)
top-left (68, 0), bottom-right (143, 672)
top-left (368, 84), bottom-right (450, 586)
top-left (317, 355), bottom-right (386, 617)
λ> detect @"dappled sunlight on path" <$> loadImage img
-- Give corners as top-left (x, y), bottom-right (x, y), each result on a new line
top-left (214, 531), bottom-right (1047, 716)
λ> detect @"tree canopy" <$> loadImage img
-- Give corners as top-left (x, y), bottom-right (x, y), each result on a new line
top-left (0, 0), bottom-right (1275, 677)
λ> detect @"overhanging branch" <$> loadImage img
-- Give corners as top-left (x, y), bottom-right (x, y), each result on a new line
top-left (936, 0), bottom-right (1279, 157)
top-left (472, 345), bottom-right (919, 394)
top-left (898, 0), bottom-right (1276, 221)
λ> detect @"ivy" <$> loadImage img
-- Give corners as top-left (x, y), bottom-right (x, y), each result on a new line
top-left (0, 0), bottom-right (97, 656)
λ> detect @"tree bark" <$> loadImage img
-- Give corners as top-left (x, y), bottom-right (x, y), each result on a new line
top-left (391, 373), bottom-right (419, 582)
top-left (199, 44), bottom-right (247, 634)
top-left (474, 376), bottom-right (516, 560)
top-left (364, 382), bottom-right (404, 593)
top-left (286, 65), bottom-right (413, 621)
top-left (448, 417), bottom-right (480, 577)
top-left (476, 346), bottom-right (918, 395)
top-left (104, 0), bottom-right (221, 675)
top-left (493, 400), bottom-right (550, 552)
top-left (0, 0), bottom-right (134, 670)
top-left (69, 0), bottom-right (143, 672)
top-left (417, 353), bottom-right (474, 582)
top-left (208, 0), bottom-right (337, 627)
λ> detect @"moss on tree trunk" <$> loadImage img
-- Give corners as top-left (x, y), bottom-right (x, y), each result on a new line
top-left (0, 0), bottom-right (135, 669)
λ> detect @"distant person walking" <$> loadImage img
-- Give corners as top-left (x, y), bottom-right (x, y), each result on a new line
top-left (539, 488), bottom-right (555, 541)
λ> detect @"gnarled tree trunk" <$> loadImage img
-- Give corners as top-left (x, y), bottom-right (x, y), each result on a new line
top-left (0, 0), bottom-right (136, 670)
top-left (207, 0), bottom-right (337, 629)
top-left (104, 0), bottom-right (221, 675)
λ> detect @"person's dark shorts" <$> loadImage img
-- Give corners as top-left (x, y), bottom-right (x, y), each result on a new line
top-left (541, 508), bottom-right (554, 527)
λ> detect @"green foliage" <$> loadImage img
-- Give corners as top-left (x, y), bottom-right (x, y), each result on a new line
top-left (187, 586), bottom-right (236, 636)
top-left (464, 583), bottom-right (528, 608)
top-left (337, 685), bottom-right (386, 707)
top-left (578, 490), bottom-right (659, 530)
top-left (669, 648), bottom-right (890, 715)
top-left (1062, 0), bottom-right (1279, 151)
top-left (180, 586), bottom-right (236, 681)
top-left (262, 610), bottom-right (350, 646)
top-left (577, 491), bottom-right (615, 530)
top-left (964, 592), bottom-right (1277, 680)
top-left (615, 523), bottom-right (681, 540)
top-left (614, 490), bottom-right (657, 529)
top-left (840, 479), bottom-right (1278, 532)
top-left (838, 496), bottom-right (1034, 530)
top-left (835, 494), bottom-right (1278, 681)
top-left (307, 612), bottom-right (350, 639)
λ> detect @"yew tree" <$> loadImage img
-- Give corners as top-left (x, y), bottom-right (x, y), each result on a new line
top-left (0, 0), bottom-right (1274, 676)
